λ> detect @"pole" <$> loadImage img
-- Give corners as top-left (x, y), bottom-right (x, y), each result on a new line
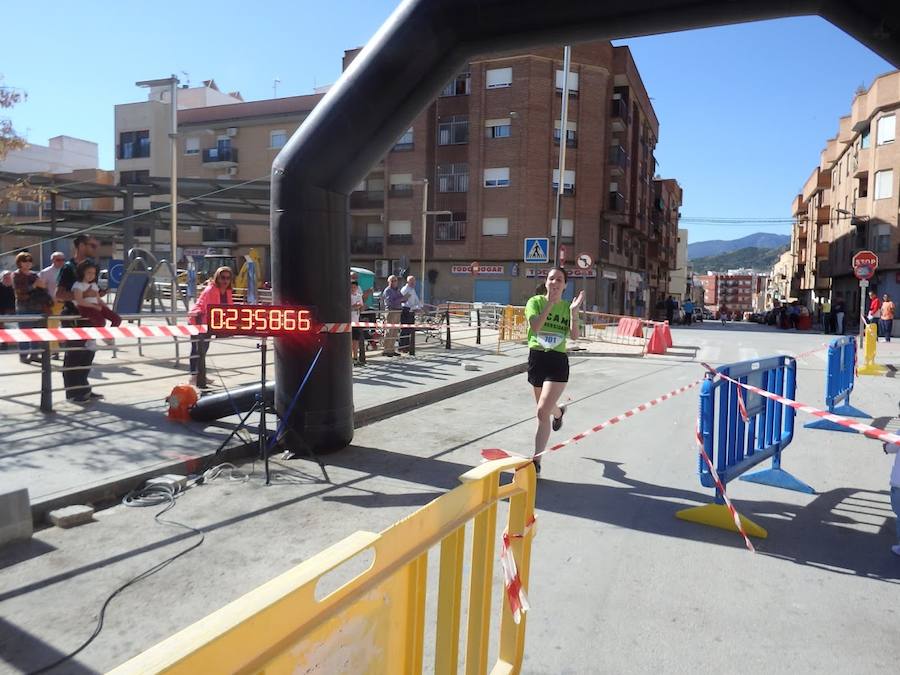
top-left (552, 45), bottom-right (572, 263)
top-left (858, 279), bottom-right (867, 349)
top-left (420, 178), bottom-right (428, 304)
top-left (170, 75), bottom-right (179, 317)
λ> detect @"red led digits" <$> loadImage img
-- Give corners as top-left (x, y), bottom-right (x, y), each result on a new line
top-left (205, 305), bottom-right (316, 337)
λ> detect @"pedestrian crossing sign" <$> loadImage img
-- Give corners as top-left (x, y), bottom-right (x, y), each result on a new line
top-left (524, 237), bottom-right (550, 263)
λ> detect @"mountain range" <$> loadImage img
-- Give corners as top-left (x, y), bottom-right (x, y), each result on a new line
top-left (687, 233), bottom-right (790, 259)
top-left (690, 245), bottom-right (790, 274)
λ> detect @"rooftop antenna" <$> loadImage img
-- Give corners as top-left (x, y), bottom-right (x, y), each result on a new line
top-left (273, 77), bottom-right (281, 98)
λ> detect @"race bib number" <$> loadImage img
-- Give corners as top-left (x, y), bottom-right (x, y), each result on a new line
top-left (536, 332), bottom-right (563, 349)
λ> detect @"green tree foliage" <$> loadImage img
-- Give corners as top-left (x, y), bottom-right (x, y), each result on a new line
top-left (0, 76), bottom-right (27, 160)
top-left (691, 245), bottom-right (789, 273)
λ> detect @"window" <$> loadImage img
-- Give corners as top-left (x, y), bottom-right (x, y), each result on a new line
top-left (119, 130), bottom-right (150, 159)
top-left (388, 220), bottom-right (413, 244)
top-left (860, 125), bottom-right (871, 149)
top-left (552, 169), bottom-right (576, 195)
top-left (435, 212), bottom-right (466, 241)
top-left (79, 198), bottom-right (92, 210)
top-left (874, 169), bottom-right (893, 199)
top-left (876, 223), bottom-right (891, 252)
top-left (185, 137), bottom-right (200, 155)
top-left (551, 218), bottom-right (574, 243)
top-left (482, 217), bottom-right (508, 236)
top-left (485, 118), bottom-right (511, 138)
top-left (554, 70), bottom-right (579, 93)
top-left (486, 67), bottom-right (512, 89)
top-left (484, 167), bottom-right (510, 188)
top-left (876, 114), bottom-right (895, 145)
top-left (388, 173), bottom-right (414, 197)
top-left (553, 120), bottom-right (577, 146)
top-left (119, 170), bottom-right (150, 186)
top-left (438, 163), bottom-right (468, 192)
top-left (858, 175), bottom-right (868, 198)
top-left (441, 68), bottom-right (471, 96)
top-left (270, 129), bottom-right (288, 149)
top-left (393, 127), bottom-right (414, 151)
top-left (438, 115), bottom-right (469, 145)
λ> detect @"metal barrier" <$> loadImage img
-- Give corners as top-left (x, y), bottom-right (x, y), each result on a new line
top-left (677, 355), bottom-right (804, 537)
top-left (804, 336), bottom-right (870, 432)
top-left (579, 311), bottom-right (652, 349)
top-left (109, 457), bottom-right (536, 675)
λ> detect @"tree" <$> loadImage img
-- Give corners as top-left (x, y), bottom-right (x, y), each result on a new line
top-left (0, 75), bottom-right (27, 160)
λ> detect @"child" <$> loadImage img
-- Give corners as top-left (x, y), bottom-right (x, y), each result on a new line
top-left (73, 260), bottom-right (121, 338)
top-left (886, 439), bottom-right (900, 557)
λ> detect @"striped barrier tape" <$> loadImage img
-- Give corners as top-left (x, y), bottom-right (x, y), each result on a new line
top-left (320, 322), bottom-right (441, 333)
top-left (0, 324), bottom-right (202, 343)
top-left (481, 377), bottom-right (704, 463)
top-left (500, 514), bottom-right (536, 624)
top-left (700, 362), bottom-right (900, 446)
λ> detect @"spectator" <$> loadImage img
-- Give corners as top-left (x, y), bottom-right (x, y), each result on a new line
top-left (868, 290), bottom-right (882, 336)
top-left (56, 235), bottom-right (102, 402)
top-left (188, 266), bottom-right (234, 386)
top-left (788, 303), bottom-right (800, 329)
top-left (683, 298), bottom-right (694, 326)
top-left (13, 251), bottom-right (49, 364)
top-left (880, 294), bottom-right (894, 343)
top-left (719, 303), bottom-right (728, 325)
top-left (833, 294), bottom-right (846, 334)
top-left (399, 275), bottom-right (423, 352)
top-left (40, 251), bottom-right (67, 359)
top-left (381, 274), bottom-right (408, 357)
top-left (0, 270), bottom-right (15, 315)
top-left (822, 297), bottom-right (832, 333)
top-left (350, 280), bottom-right (365, 365)
top-left (665, 296), bottom-right (675, 324)
top-left (72, 260), bottom-right (122, 329)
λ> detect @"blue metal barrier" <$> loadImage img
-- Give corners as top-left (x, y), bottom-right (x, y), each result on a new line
top-left (804, 336), bottom-right (868, 433)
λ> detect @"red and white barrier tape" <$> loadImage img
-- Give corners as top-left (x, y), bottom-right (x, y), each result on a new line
top-left (791, 343), bottom-right (829, 360)
top-left (481, 378), bottom-right (704, 463)
top-left (320, 321), bottom-right (440, 333)
top-left (700, 362), bottom-right (900, 446)
top-left (500, 515), bottom-right (536, 624)
top-left (693, 420), bottom-right (756, 552)
top-left (0, 323), bottom-right (202, 344)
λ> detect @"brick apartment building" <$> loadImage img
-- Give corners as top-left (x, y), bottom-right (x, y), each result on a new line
top-left (790, 70), bottom-right (900, 333)
top-left (696, 271), bottom-right (766, 316)
top-left (346, 42), bottom-right (682, 312)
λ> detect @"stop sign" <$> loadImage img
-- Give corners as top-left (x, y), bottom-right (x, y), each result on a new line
top-left (852, 250), bottom-right (878, 280)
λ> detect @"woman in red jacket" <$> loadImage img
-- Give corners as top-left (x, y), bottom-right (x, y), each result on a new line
top-left (188, 266), bottom-right (234, 386)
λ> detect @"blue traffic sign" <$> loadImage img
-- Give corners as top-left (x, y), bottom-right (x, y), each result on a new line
top-left (108, 260), bottom-right (125, 289)
top-left (524, 237), bottom-right (549, 264)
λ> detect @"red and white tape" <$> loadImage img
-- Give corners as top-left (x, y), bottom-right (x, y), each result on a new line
top-left (701, 362), bottom-right (900, 446)
top-left (320, 321), bottom-right (440, 333)
top-left (0, 323), bottom-right (202, 344)
top-left (500, 514), bottom-right (536, 624)
top-left (481, 378), bottom-right (704, 463)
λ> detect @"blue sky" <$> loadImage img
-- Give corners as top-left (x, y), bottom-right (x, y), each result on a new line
top-left (2, 2), bottom-right (894, 243)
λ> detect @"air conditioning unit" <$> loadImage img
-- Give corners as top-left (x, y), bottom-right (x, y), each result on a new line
top-left (227, 167), bottom-right (238, 176)
top-left (374, 259), bottom-right (390, 278)
top-left (226, 127), bottom-right (238, 137)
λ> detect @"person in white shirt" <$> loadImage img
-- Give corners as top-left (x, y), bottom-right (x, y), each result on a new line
top-left (39, 251), bottom-right (66, 299)
top-left (350, 280), bottom-right (365, 365)
top-left (886, 438), bottom-right (900, 557)
top-left (399, 275), bottom-right (422, 352)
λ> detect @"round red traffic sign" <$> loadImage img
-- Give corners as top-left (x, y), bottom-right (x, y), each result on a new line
top-left (470, 261), bottom-right (480, 276)
top-left (852, 250), bottom-right (878, 280)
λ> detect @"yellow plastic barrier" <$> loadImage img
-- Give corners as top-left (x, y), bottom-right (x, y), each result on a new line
top-left (858, 322), bottom-right (887, 376)
top-left (109, 457), bottom-right (536, 675)
top-left (498, 305), bottom-right (527, 351)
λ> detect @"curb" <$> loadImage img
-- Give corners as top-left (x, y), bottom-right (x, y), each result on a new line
top-left (29, 358), bottom-right (529, 526)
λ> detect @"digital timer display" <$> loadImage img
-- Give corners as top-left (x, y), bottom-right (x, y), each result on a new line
top-left (206, 305), bottom-right (315, 337)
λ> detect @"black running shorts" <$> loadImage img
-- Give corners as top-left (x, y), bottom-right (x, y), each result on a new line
top-left (527, 348), bottom-right (569, 387)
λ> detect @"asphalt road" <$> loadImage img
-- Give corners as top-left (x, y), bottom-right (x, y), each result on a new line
top-left (1, 322), bottom-right (898, 674)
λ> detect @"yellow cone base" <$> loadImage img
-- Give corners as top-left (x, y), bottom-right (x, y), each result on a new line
top-left (857, 364), bottom-right (887, 376)
top-left (675, 504), bottom-right (768, 538)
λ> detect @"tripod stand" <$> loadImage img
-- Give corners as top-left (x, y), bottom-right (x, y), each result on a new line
top-left (212, 339), bottom-right (327, 484)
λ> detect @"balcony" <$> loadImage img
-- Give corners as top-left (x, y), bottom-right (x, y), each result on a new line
top-left (435, 220), bottom-right (466, 242)
top-left (815, 206), bottom-right (829, 224)
top-left (388, 234), bottom-right (413, 245)
top-left (815, 241), bottom-right (830, 258)
top-left (608, 191), bottom-right (625, 212)
top-left (609, 145), bottom-right (629, 175)
top-left (798, 248), bottom-right (807, 264)
top-left (201, 226), bottom-right (238, 245)
top-left (610, 99), bottom-right (629, 131)
top-left (792, 194), bottom-right (806, 217)
top-left (202, 147), bottom-right (238, 168)
top-left (797, 224), bottom-right (808, 240)
top-left (351, 238), bottom-right (383, 255)
top-left (350, 190), bottom-right (385, 210)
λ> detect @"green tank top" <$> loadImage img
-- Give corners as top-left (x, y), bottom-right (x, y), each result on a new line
top-left (525, 295), bottom-right (570, 353)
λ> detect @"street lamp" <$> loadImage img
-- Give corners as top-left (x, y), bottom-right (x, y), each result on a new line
top-left (418, 178), bottom-right (452, 304)
top-left (136, 75), bottom-right (179, 314)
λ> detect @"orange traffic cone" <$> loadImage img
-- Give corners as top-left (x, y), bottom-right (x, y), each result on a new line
top-left (662, 321), bottom-right (673, 348)
top-left (647, 324), bottom-right (667, 355)
top-left (166, 384), bottom-right (199, 421)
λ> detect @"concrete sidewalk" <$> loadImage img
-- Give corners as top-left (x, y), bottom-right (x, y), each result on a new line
top-left (0, 320), bottom-right (643, 520)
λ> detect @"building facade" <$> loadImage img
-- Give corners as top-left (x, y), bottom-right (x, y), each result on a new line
top-left (790, 70), bottom-right (900, 331)
top-left (668, 228), bottom-right (690, 302)
top-left (695, 271), bottom-right (765, 316)
top-left (345, 42), bottom-right (681, 312)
